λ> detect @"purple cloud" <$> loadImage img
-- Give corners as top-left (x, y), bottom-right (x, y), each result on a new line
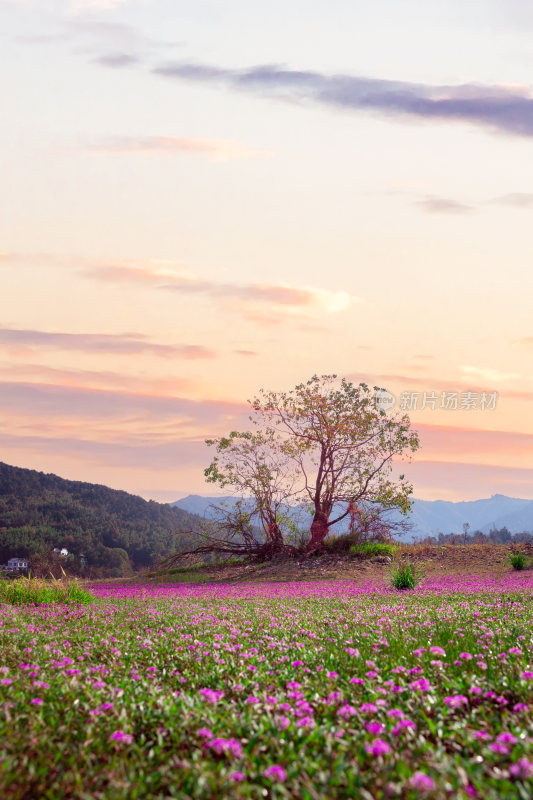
top-left (153, 61), bottom-right (533, 138)
top-left (414, 196), bottom-right (473, 214)
top-left (0, 328), bottom-right (215, 359)
top-left (94, 53), bottom-right (140, 69)
top-left (0, 381), bottom-right (247, 425)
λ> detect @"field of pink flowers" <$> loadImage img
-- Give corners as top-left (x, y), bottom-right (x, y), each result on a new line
top-left (1, 575), bottom-right (533, 799)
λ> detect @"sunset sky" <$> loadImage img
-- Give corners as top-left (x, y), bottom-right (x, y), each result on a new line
top-left (1, 0), bottom-right (533, 503)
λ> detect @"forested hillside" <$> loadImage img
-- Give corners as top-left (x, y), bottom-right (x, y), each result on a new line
top-left (0, 462), bottom-right (201, 576)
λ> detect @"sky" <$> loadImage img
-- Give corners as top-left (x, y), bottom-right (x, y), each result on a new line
top-left (1, 0), bottom-right (533, 503)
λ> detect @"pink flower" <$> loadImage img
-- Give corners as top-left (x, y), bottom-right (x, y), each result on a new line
top-left (199, 688), bottom-right (224, 704)
top-left (444, 695), bottom-right (468, 709)
top-left (360, 703), bottom-right (378, 714)
top-left (263, 765), bottom-right (287, 782)
top-left (31, 698), bottom-right (43, 706)
top-left (392, 719), bottom-right (416, 736)
top-left (510, 758), bottom-right (533, 779)
top-left (496, 732), bottom-right (517, 745)
top-left (246, 696), bottom-right (260, 705)
top-left (409, 679), bottom-right (431, 692)
top-left (229, 771), bottom-right (246, 782)
top-left (387, 709), bottom-right (404, 719)
top-left (409, 772), bottom-right (435, 794)
top-left (209, 738), bottom-right (243, 758)
top-left (337, 704), bottom-right (357, 719)
top-left (197, 728), bottom-right (214, 739)
top-left (366, 722), bottom-right (385, 736)
top-left (110, 731), bottom-right (133, 744)
top-left (365, 739), bottom-right (391, 756)
top-left (296, 716), bottom-right (315, 729)
top-left (429, 646), bottom-right (445, 657)
top-left (472, 731), bottom-right (491, 741)
top-left (489, 742), bottom-right (509, 755)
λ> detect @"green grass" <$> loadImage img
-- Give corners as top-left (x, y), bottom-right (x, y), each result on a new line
top-left (146, 564), bottom-right (210, 584)
top-left (509, 551), bottom-right (526, 571)
top-left (349, 542), bottom-right (395, 558)
top-left (389, 561), bottom-right (422, 590)
top-left (0, 575), bottom-right (94, 606)
top-left (2, 581), bottom-right (533, 799)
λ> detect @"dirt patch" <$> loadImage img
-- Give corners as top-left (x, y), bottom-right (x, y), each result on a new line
top-left (138, 543), bottom-right (533, 586)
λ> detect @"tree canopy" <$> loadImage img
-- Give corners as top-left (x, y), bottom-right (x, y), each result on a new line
top-left (203, 375), bottom-right (419, 555)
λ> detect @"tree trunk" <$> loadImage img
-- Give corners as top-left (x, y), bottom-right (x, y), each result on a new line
top-left (307, 511), bottom-right (329, 551)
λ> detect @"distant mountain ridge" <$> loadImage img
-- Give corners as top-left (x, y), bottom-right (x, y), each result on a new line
top-left (172, 493), bottom-right (533, 540)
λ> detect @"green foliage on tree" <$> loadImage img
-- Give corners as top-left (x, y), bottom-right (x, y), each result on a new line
top-left (204, 374), bottom-right (419, 554)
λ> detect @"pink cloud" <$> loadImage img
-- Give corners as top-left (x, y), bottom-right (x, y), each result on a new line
top-left (87, 136), bottom-right (272, 161)
top-left (401, 460), bottom-right (533, 501)
top-left (0, 327), bottom-right (216, 359)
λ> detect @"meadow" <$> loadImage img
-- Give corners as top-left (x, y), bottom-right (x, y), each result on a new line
top-left (1, 576), bottom-right (533, 799)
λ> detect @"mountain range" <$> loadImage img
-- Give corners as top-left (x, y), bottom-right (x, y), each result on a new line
top-left (172, 493), bottom-right (533, 541)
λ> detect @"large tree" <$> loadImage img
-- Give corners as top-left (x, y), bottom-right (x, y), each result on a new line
top-left (252, 374), bottom-right (419, 550)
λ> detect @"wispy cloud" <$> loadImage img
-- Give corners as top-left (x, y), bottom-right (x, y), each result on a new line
top-left (0, 381), bottom-right (248, 430)
top-left (0, 328), bottom-right (216, 359)
top-left (93, 53), bottom-right (139, 68)
top-left (87, 135), bottom-right (272, 161)
top-left (459, 365), bottom-right (523, 382)
top-left (417, 421), bottom-right (533, 453)
top-left (0, 253), bottom-right (355, 322)
top-left (513, 337), bottom-right (533, 349)
top-left (403, 460), bottom-right (533, 501)
top-left (414, 196), bottom-right (473, 215)
top-left (492, 192), bottom-right (533, 208)
top-left (0, 430), bottom-right (208, 472)
top-left (82, 262), bottom-right (355, 318)
top-left (16, 14), bottom-right (179, 66)
top-left (0, 361), bottom-right (196, 395)
top-left (153, 61), bottom-right (533, 139)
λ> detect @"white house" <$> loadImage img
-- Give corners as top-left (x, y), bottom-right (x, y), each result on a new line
top-left (3, 557), bottom-right (29, 572)
top-left (52, 547), bottom-right (69, 558)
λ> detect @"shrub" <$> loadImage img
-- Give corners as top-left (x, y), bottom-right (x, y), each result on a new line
top-left (509, 551), bottom-right (526, 571)
top-left (349, 542), bottom-right (395, 559)
top-left (324, 533), bottom-right (396, 556)
top-left (0, 574), bottom-right (94, 606)
top-left (389, 562), bottom-right (422, 591)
